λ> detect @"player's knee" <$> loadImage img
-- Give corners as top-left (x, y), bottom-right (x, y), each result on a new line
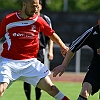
top-left (81, 82), bottom-right (92, 98)
top-left (81, 90), bottom-right (89, 98)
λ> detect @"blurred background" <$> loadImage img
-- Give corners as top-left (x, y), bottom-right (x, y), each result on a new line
top-left (0, 0), bottom-right (100, 73)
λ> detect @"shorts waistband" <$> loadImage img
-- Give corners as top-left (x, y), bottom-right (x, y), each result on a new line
top-left (0, 56), bottom-right (37, 62)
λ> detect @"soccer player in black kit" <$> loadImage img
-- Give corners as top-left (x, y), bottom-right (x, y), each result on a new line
top-left (52, 24), bottom-right (100, 100)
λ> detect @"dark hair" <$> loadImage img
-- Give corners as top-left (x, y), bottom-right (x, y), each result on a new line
top-left (22, 0), bottom-right (42, 4)
top-left (22, 0), bottom-right (28, 2)
top-left (39, 0), bottom-right (42, 4)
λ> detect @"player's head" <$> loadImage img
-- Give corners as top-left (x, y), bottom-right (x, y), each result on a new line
top-left (35, 0), bottom-right (42, 15)
top-left (22, 0), bottom-right (39, 17)
top-left (39, 0), bottom-right (42, 5)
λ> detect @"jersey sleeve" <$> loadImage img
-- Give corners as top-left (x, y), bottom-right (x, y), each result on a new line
top-left (69, 27), bottom-right (94, 52)
top-left (39, 17), bottom-right (55, 36)
top-left (0, 17), bottom-right (6, 38)
top-left (43, 15), bottom-right (52, 28)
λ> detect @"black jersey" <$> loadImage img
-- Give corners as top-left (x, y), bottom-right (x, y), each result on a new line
top-left (37, 14), bottom-right (52, 63)
top-left (69, 25), bottom-right (100, 63)
top-left (39, 14), bottom-right (52, 49)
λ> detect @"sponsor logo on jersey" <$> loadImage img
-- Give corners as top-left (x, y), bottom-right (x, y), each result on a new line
top-left (12, 32), bottom-right (34, 39)
top-left (13, 33), bottom-right (24, 37)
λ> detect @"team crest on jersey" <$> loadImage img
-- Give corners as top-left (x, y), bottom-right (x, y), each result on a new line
top-left (31, 25), bottom-right (36, 32)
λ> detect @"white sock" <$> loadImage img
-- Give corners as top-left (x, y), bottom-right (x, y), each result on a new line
top-left (54, 91), bottom-right (65, 100)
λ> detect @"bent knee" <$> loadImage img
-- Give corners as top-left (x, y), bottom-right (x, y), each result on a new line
top-left (81, 90), bottom-right (89, 98)
top-left (80, 82), bottom-right (92, 98)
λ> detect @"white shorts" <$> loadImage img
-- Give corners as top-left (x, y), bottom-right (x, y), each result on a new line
top-left (0, 56), bottom-right (51, 87)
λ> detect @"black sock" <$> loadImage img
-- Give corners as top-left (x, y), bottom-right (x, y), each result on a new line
top-left (24, 82), bottom-right (31, 100)
top-left (35, 87), bottom-right (42, 100)
top-left (77, 95), bottom-right (87, 100)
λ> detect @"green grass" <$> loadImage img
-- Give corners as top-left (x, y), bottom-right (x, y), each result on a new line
top-left (0, 81), bottom-right (99, 100)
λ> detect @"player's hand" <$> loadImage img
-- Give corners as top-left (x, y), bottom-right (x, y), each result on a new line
top-left (60, 46), bottom-right (69, 57)
top-left (52, 64), bottom-right (66, 77)
top-left (48, 52), bottom-right (53, 61)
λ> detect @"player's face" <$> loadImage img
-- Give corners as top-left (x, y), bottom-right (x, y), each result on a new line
top-left (35, 4), bottom-right (42, 15)
top-left (24, 0), bottom-right (39, 17)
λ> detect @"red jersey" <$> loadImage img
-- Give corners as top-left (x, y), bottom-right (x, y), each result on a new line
top-left (0, 11), bottom-right (55, 60)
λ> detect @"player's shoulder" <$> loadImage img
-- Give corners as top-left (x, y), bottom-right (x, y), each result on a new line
top-left (40, 14), bottom-right (50, 21)
top-left (37, 15), bottom-right (45, 22)
top-left (44, 15), bottom-right (50, 20)
top-left (6, 12), bottom-right (16, 18)
top-left (5, 12), bottom-right (17, 20)
top-left (36, 14), bottom-right (50, 25)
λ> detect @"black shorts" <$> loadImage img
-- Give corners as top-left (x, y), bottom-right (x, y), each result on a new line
top-left (83, 63), bottom-right (100, 95)
top-left (37, 49), bottom-right (44, 63)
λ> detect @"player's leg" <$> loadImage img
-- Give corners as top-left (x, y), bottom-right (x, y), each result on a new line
top-left (0, 82), bottom-right (8, 97)
top-left (35, 87), bottom-right (42, 100)
top-left (36, 59), bottom-right (69, 100)
top-left (21, 59), bottom-right (70, 100)
top-left (77, 64), bottom-right (100, 100)
top-left (36, 49), bottom-right (44, 100)
top-left (22, 75), bottom-right (69, 100)
top-left (77, 82), bottom-right (92, 100)
top-left (36, 75), bottom-right (69, 100)
top-left (24, 82), bottom-right (31, 100)
top-left (0, 57), bottom-right (13, 97)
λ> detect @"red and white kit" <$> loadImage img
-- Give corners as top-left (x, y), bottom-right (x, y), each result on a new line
top-left (0, 11), bottom-right (54, 60)
top-left (0, 11), bottom-right (54, 86)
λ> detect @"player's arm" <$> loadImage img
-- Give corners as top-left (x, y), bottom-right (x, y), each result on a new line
top-left (40, 18), bottom-right (68, 56)
top-left (52, 49), bottom-right (74, 77)
top-left (40, 17), bottom-right (69, 56)
top-left (52, 26), bottom-right (96, 77)
top-left (45, 16), bottom-right (54, 60)
top-left (0, 18), bottom-right (6, 39)
top-left (44, 15), bottom-right (52, 28)
top-left (48, 39), bottom-right (54, 60)
top-left (49, 33), bottom-right (69, 57)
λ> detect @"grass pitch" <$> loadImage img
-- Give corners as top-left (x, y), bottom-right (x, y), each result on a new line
top-left (0, 81), bottom-right (99, 100)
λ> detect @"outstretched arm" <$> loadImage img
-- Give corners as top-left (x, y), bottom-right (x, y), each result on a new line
top-left (52, 25), bottom-right (99, 77)
top-left (49, 33), bottom-right (69, 56)
top-left (52, 49), bottom-right (75, 77)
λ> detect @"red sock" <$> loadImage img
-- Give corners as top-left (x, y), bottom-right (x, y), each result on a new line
top-left (62, 96), bottom-right (70, 100)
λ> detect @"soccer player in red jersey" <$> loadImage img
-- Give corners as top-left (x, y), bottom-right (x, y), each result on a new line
top-left (0, 0), bottom-right (69, 100)
top-left (23, 0), bottom-right (54, 100)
